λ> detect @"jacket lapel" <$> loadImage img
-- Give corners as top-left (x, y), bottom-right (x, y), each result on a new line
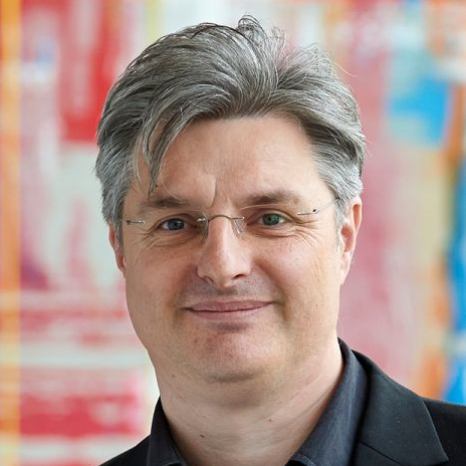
top-left (352, 352), bottom-right (448, 466)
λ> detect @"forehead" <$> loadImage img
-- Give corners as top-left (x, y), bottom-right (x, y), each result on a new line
top-left (133, 115), bottom-right (329, 208)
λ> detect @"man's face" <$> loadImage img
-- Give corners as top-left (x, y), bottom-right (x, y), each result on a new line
top-left (110, 116), bottom-right (361, 386)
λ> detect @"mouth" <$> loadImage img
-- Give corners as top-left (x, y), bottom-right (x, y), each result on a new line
top-left (186, 300), bottom-right (272, 319)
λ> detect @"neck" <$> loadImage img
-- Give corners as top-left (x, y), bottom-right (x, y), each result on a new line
top-left (157, 339), bottom-right (343, 466)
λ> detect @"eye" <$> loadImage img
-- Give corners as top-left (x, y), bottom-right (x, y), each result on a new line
top-left (258, 212), bottom-right (287, 226)
top-left (159, 218), bottom-right (187, 231)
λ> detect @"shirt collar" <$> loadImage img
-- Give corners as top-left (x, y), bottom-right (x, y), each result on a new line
top-left (147, 400), bottom-right (185, 466)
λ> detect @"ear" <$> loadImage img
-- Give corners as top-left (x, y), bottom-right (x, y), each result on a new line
top-left (339, 197), bottom-right (362, 285)
top-left (109, 224), bottom-right (126, 276)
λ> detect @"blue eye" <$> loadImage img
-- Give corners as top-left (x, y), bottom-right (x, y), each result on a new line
top-left (260, 213), bottom-right (285, 226)
top-left (160, 218), bottom-right (186, 231)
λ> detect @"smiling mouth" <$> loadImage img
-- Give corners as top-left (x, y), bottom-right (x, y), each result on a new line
top-left (187, 301), bottom-right (272, 313)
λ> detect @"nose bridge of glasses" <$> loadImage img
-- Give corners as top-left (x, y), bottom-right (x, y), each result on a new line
top-left (198, 213), bottom-right (245, 236)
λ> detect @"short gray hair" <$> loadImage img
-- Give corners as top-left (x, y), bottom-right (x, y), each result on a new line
top-left (96, 16), bottom-right (365, 238)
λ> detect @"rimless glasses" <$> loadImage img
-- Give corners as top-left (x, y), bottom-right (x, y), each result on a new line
top-left (123, 198), bottom-right (340, 247)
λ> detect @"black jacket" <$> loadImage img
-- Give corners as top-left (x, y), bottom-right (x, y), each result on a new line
top-left (100, 351), bottom-right (466, 466)
top-left (352, 351), bottom-right (466, 466)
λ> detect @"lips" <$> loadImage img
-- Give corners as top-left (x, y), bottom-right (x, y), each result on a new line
top-left (188, 301), bottom-right (271, 312)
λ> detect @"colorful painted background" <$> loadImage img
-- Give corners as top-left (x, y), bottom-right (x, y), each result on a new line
top-left (1, 0), bottom-right (465, 465)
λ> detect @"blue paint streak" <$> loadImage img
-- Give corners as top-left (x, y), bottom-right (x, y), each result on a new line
top-left (444, 360), bottom-right (466, 404)
top-left (447, 160), bottom-right (466, 330)
top-left (388, 49), bottom-right (450, 147)
top-left (445, 159), bottom-right (466, 403)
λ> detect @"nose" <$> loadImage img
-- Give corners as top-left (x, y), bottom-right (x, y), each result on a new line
top-left (196, 215), bottom-right (251, 288)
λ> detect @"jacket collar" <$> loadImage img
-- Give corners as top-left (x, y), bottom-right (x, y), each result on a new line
top-left (352, 351), bottom-right (448, 466)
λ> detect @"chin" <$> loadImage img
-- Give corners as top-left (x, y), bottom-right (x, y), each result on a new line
top-left (202, 367), bottom-right (264, 385)
top-left (191, 345), bottom-right (281, 386)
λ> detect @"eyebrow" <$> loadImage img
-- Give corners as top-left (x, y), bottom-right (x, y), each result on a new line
top-left (137, 189), bottom-right (303, 215)
top-left (243, 190), bottom-right (303, 206)
top-left (137, 195), bottom-right (194, 216)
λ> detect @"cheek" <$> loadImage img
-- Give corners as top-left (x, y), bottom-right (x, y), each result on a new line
top-left (123, 251), bottom-right (184, 341)
top-left (266, 237), bottom-right (339, 288)
top-left (263, 240), bottom-right (341, 321)
top-left (124, 269), bottom-right (158, 342)
top-left (125, 245), bottom-right (185, 290)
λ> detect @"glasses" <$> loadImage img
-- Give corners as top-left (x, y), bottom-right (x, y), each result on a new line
top-left (123, 198), bottom-right (340, 248)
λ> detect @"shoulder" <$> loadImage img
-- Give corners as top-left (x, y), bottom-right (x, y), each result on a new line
top-left (98, 437), bottom-right (150, 466)
top-left (424, 397), bottom-right (466, 458)
top-left (425, 396), bottom-right (466, 422)
top-left (354, 349), bottom-right (466, 464)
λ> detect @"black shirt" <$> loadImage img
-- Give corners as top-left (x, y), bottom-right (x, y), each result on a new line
top-left (146, 341), bottom-right (367, 466)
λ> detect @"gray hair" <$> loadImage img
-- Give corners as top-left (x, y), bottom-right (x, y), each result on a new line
top-left (96, 16), bottom-right (365, 239)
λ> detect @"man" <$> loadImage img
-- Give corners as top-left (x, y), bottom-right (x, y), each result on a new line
top-left (95, 16), bottom-right (466, 466)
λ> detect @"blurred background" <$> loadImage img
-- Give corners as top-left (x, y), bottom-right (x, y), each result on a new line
top-left (1, 0), bottom-right (465, 465)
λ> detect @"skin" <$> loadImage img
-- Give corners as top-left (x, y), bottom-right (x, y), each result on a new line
top-left (109, 115), bottom-right (362, 466)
